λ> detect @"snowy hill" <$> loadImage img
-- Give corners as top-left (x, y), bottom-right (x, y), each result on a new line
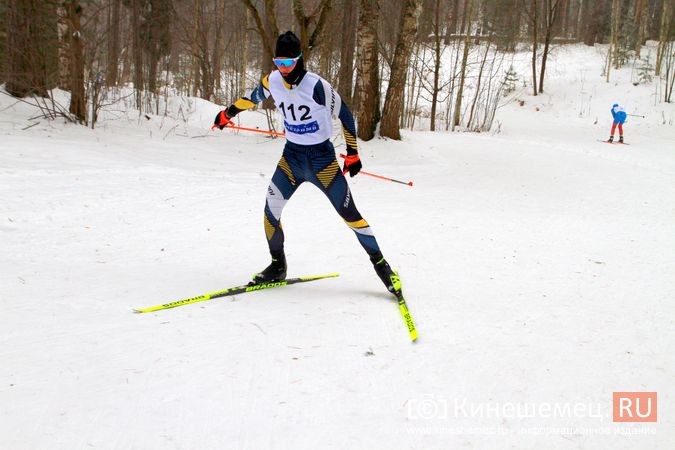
top-left (1, 44), bottom-right (674, 449)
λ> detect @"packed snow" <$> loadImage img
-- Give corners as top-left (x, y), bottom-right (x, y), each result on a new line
top-left (1, 43), bottom-right (673, 449)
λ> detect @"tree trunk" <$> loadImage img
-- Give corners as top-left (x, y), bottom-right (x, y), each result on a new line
top-left (318, 25), bottom-right (333, 81)
top-left (292, 0), bottom-right (333, 62)
top-left (213, 0), bottom-right (224, 94)
top-left (531, 0), bottom-right (538, 96)
top-left (444, 0), bottom-right (460, 43)
top-left (355, 0), bottom-right (380, 141)
top-left (459, 0), bottom-right (469, 34)
top-left (467, 40), bottom-right (491, 129)
top-left (337, 0), bottom-right (357, 104)
top-left (405, 42), bottom-right (420, 129)
top-left (66, 0), bottom-right (86, 123)
top-left (239, 0), bottom-right (277, 110)
top-left (634, 0), bottom-right (646, 57)
top-left (583, 0), bottom-right (604, 46)
top-left (5, 0), bottom-right (57, 97)
top-left (240, 8), bottom-right (249, 95)
top-left (453, 0), bottom-right (472, 129)
top-left (107, 0), bottom-right (120, 87)
top-left (452, 32), bottom-right (470, 128)
top-left (430, 0), bottom-right (441, 131)
top-left (574, 0), bottom-right (584, 39)
top-left (655, 0), bottom-right (672, 76)
top-left (57, 5), bottom-right (69, 89)
top-left (611, 0), bottom-right (620, 69)
top-left (558, 0), bottom-right (569, 37)
top-left (539, 0), bottom-right (561, 94)
top-left (240, 0), bottom-right (277, 63)
top-left (130, 0), bottom-right (144, 108)
top-left (381, 0), bottom-right (423, 140)
top-left (195, 0), bottom-right (213, 101)
top-left (663, 41), bottom-right (674, 102)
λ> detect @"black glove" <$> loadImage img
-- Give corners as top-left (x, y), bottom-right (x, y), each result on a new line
top-left (213, 109), bottom-right (232, 130)
top-left (342, 147), bottom-right (362, 177)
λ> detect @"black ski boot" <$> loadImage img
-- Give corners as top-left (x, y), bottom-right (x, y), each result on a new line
top-left (618, 135), bottom-right (624, 143)
top-left (607, 135), bottom-right (614, 143)
top-left (370, 252), bottom-right (402, 296)
top-left (253, 251), bottom-right (287, 283)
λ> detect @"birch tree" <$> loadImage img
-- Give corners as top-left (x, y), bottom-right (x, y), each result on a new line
top-left (380, 0), bottom-right (423, 140)
top-left (355, 0), bottom-right (380, 140)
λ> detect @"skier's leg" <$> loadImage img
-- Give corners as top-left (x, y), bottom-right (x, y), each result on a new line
top-left (308, 147), bottom-right (402, 295)
top-left (308, 151), bottom-right (381, 255)
top-left (255, 152), bottom-right (303, 282)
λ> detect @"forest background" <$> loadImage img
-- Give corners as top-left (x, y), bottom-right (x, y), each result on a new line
top-left (1, 0), bottom-right (673, 139)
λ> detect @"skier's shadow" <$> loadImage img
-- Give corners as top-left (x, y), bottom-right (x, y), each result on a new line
top-left (349, 289), bottom-right (398, 303)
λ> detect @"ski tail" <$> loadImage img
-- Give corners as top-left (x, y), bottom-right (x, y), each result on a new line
top-left (133, 272), bottom-right (339, 313)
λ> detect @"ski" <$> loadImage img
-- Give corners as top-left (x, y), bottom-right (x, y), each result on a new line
top-left (396, 292), bottom-right (418, 342)
top-left (133, 273), bottom-right (339, 313)
top-left (384, 272), bottom-right (418, 342)
top-left (598, 139), bottom-right (629, 145)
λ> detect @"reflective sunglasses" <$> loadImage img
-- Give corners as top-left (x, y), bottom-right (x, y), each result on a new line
top-left (273, 54), bottom-right (302, 68)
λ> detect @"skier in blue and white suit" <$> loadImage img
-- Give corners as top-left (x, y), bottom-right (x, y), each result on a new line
top-left (214, 31), bottom-right (401, 295)
top-left (608, 103), bottom-right (627, 143)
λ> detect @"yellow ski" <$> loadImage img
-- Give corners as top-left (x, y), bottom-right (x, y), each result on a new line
top-left (396, 293), bottom-right (418, 342)
top-left (133, 273), bottom-right (339, 313)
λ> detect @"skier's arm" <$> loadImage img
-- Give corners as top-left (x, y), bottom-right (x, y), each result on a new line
top-left (337, 103), bottom-right (359, 154)
top-left (312, 80), bottom-right (358, 153)
top-left (227, 75), bottom-right (271, 116)
top-left (214, 75), bottom-right (271, 128)
top-left (312, 80), bottom-right (361, 177)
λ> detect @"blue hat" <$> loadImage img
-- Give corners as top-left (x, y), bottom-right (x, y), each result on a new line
top-left (612, 103), bottom-right (619, 107)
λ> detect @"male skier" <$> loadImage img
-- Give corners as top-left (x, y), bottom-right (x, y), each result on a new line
top-left (214, 31), bottom-right (401, 296)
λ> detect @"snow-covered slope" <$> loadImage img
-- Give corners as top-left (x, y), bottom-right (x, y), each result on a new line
top-left (1, 44), bottom-right (673, 449)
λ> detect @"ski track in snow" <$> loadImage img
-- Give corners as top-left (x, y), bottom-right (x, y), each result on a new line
top-left (1, 44), bottom-right (674, 449)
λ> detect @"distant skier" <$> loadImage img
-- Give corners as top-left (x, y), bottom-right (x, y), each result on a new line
top-left (213, 31), bottom-right (402, 296)
top-left (608, 103), bottom-right (627, 143)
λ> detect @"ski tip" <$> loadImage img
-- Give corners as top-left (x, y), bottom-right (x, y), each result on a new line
top-left (299, 272), bottom-right (340, 281)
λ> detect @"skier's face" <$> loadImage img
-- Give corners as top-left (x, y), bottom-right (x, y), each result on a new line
top-left (273, 55), bottom-right (300, 76)
top-left (277, 61), bottom-right (297, 76)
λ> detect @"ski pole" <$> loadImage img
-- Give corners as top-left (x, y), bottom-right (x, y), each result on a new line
top-left (339, 154), bottom-right (413, 187)
top-left (627, 114), bottom-right (645, 118)
top-left (212, 123), bottom-right (286, 137)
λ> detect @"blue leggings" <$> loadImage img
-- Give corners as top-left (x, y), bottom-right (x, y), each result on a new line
top-left (263, 140), bottom-right (381, 256)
